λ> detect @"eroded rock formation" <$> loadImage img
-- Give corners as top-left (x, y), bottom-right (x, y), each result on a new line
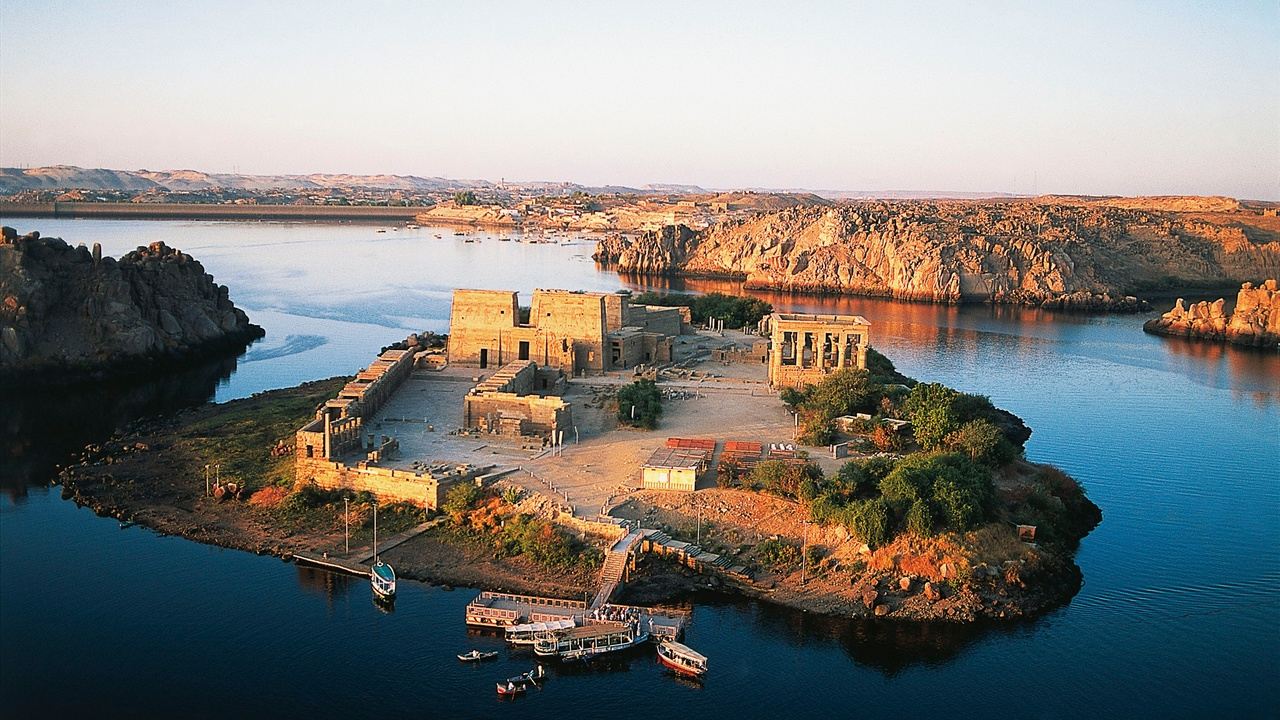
top-left (595, 201), bottom-right (1280, 311)
top-left (0, 226), bottom-right (264, 384)
top-left (1142, 280), bottom-right (1280, 348)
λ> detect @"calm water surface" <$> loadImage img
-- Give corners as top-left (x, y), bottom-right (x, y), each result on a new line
top-left (2, 218), bottom-right (1277, 718)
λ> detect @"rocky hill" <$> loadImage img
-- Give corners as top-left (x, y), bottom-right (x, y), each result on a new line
top-left (0, 227), bottom-right (264, 385)
top-left (1143, 280), bottom-right (1279, 348)
top-left (594, 201), bottom-right (1280, 310)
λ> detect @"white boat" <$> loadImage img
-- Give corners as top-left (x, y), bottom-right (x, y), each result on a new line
top-left (370, 503), bottom-right (396, 600)
top-left (656, 640), bottom-right (707, 678)
top-left (504, 618), bottom-right (576, 646)
top-left (533, 621), bottom-right (648, 658)
top-left (457, 650), bottom-right (499, 662)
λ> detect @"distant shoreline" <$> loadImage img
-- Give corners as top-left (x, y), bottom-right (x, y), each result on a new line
top-left (0, 201), bottom-right (426, 221)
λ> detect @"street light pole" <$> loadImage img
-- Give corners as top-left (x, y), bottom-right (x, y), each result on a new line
top-left (344, 497), bottom-right (350, 554)
top-left (204, 464), bottom-right (210, 497)
top-left (801, 521), bottom-right (809, 585)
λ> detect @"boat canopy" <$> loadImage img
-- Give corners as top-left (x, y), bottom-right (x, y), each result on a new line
top-left (506, 618), bottom-right (575, 635)
top-left (662, 641), bottom-right (708, 664)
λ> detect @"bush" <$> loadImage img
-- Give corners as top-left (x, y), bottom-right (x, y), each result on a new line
top-left (501, 486), bottom-right (522, 505)
top-left (779, 387), bottom-right (808, 409)
top-left (497, 514), bottom-right (600, 570)
top-left (848, 498), bottom-right (892, 549)
top-left (630, 291), bottom-right (773, 328)
top-left (756, 537), bottom-right (801, 568)
top-left (870, 423), bottom-right (907, 452)
top-left (902, 383), bottom-right (962, 450)
top-left (443, 482), bottom-right (482, 522)
top-left (617, 379), bottom-right (663, 429)
top-left (860, 456), bottom-right (897, 484)
top-left (944, 419), bottom-right (1016, 467)
top-left (747, 460), bottom-right (822, 498)
top-left (796, 408), bottom-right (836, 446)
top-left (880, 452), bottom-right (994, 532)
top-left (453, 190), bottom-right (478, 205)
top-left (806, 369), bottom-right (881, 418)
top-left (906, 499), bottom-right (935, 537)
top-left (834, 460), bottom-right (878, 497)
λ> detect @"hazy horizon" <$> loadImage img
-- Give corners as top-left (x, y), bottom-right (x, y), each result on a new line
top-left (1, 1), bottom-right (1276, 199)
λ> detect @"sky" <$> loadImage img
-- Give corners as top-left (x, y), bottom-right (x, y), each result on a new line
top-left (1, 1), bottom-right (1277, 198)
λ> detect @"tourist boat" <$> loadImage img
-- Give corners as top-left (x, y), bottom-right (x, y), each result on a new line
top-left (656, 640), bottom-right (708, 678)
top-left (504, 618), bottom-right (576, 646)
top-left (457, 650), bottom-right (499, 662)
top-left (370, 503), bottom-right (396, 601)
top-left (533, 621), bottom-right (649, 658)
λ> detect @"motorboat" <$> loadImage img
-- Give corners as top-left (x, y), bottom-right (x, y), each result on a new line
top-left (656, 640), bottom-right (707, 678)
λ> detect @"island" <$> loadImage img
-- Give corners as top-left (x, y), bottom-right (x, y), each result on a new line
top-left (1143, 280), bottom-right (1279, 348)
top-left (0, 226), bottom-right (263, 386)
top-left (57, 287), bottom-right (1101, 625)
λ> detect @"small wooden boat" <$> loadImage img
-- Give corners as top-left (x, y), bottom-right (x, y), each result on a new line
top-left (496, 680), bottom-right (525, 697)
top-left (457, 650), bottom-right (499, 663)
top-left (522, 665), bottom-right (546, 683)
top-left (656, 640), bottom-right (707, 678)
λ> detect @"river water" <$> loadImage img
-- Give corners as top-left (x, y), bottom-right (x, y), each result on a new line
top-left (1, 219), bottom-right (1276, 718)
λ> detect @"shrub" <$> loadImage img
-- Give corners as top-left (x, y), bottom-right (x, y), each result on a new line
top-left (629, 291), bottom-right (773, 328)
top-left (848, 498), bottom-right (892, 549)
top-left (501, 486), bottom-right (523, 505)
top-left (748, 460), bottom-right (823, 498)
top-left (779, 386), bottom-right (808, 409)
top-left (805, 369), bottom-right (881, 417)
top-left (756, 537), bottom-right (801, 568)
top-left (617, 379), bottom-right (663, 429)
top-left (442, 482), bottom-right (482, 522)
top-left (880, 452), bottom-right (994, 532)
top-left (906, 498), bottom-right (935, 537)
top-left (834, 460), bottom-right (878, 497)
top-left (902, 383), bottom-right (962, 450)
top-left (859, 456), bottom-right (897, 484)
top-left (453, 190), bottom-right (478, 205)
top-left (497, 514), bottom-right (600, 570)
top-left (796, 408), bottom-right (836, 446)
top-left (870, 423), bottom-right (907, 452)
top-left (944, 419), bottom-right (1016, 467)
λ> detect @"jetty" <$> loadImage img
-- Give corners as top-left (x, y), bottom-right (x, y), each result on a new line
top-left (465, 591), bottom-right (689, 641)
top-left (292, 519), bottom-right (439, 576)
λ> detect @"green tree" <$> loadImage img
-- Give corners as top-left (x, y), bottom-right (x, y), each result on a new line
top-left (834, 460), bottom-right (877, 497)
top-left (944, 419), bottom-right (1017, 467)
top-left (805, 368), bottom-right (881, 417)
top-left (902, 382), bottom-right (962, 450)
top-left (442, 482), bottom-right (482, 522)
top-left (848, 498), bottom-right (892, 549)
top-left (453, 190), bottom-right (478, 206)
top-left (617, 379), bottom-right (663, 429)
top-left (906, 498), bottom-right (936, 537)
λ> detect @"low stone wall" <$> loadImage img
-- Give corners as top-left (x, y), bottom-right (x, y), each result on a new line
top-left (296, 457), bottom-right (455, 509)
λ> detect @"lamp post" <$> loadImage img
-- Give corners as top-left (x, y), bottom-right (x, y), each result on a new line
top-left (801, 521), bottom-right (809, 585)
top-left (344, 497), bottom-right (350, 554)
top-left (204, 464), bottom-right (210, 497)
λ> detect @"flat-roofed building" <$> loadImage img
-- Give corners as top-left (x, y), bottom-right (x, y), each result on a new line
top-left (767, 312), bottom-right (871, 389)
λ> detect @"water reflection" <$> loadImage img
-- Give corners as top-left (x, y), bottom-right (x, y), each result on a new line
top-left (0, 352), bottom-right (244, 494)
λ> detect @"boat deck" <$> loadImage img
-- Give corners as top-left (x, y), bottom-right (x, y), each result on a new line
top-left (465, 591), bottom-right (689, 640)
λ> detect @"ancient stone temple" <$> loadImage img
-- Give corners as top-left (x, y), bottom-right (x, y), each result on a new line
top-left (766, 312), bottom-right (871, 389)
top-left (446, 288), bottom-right (687, 376)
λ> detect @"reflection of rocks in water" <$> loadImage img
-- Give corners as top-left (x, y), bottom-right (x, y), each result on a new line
top-left (691, 590), bottom-right (1035, 676)
top-left (0, 353), bottom-right (240, 494)
top-left (294, 565), bottom-right (355, 605)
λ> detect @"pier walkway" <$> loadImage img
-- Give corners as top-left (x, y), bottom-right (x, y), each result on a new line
top-left (292, 518), bottom-right (440, 576)
top-left (465, 590), bottom-right (689, 641)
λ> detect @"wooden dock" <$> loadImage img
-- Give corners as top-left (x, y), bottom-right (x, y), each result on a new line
top-left (292, 519), bottom-right (439, 576)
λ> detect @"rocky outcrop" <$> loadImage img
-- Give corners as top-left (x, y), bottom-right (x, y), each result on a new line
top-left (594, 201), bottom-right (1280, 311)
top-left (1143, 280), bottom-right (1280, 348)
top-left (0, 226), bottom-right (264, 385)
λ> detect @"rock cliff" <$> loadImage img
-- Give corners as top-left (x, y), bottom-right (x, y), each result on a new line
top-left (0, 226), bottom-right (264, 385)
top-left (1142, 280), bottom-right (1280, 348)
top-left (594, 201), bottom-right (1280, 311)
